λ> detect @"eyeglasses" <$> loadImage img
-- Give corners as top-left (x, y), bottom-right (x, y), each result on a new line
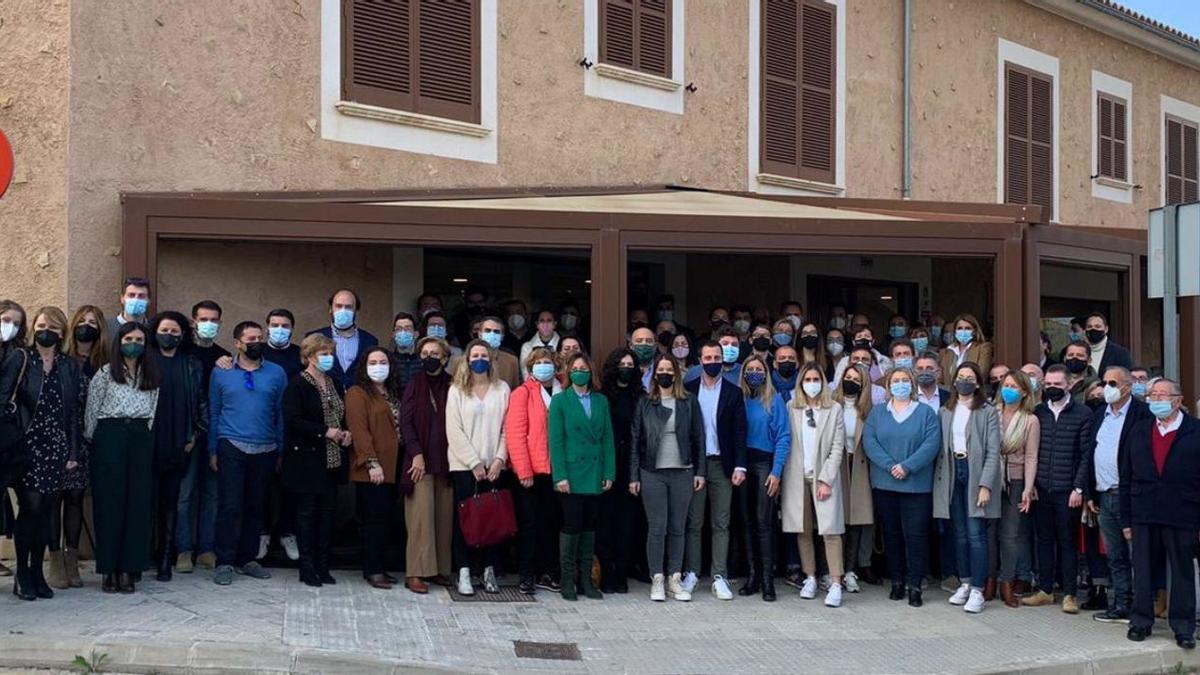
top-left (805, 408), bottom-right (816, 428)
top-left (243, 370), bottom-right (255, 391)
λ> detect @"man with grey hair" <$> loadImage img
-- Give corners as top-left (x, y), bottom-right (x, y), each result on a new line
top-left (1123, 378), bottom-right (1199, 649)
top-left (1020, 363), bottom-right (1044, 394)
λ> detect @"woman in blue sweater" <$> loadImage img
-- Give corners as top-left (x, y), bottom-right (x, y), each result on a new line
top-left (737, 354), bottom-right (790, 601)
top-left (863, 366), bottom-right (942, 607)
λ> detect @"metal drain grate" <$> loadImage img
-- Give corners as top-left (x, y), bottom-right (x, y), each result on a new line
top-left (513, 640), bottom-right (581, 661)
top-left (446, 585), bottom-right (537, 602)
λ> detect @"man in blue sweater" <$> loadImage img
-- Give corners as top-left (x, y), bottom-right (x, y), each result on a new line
top-left (208, 321), bottom-right (287, 586)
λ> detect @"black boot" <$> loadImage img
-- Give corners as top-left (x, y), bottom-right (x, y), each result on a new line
top-left (13, 568), bottom-right (36, 601)
top-left (578, 532), bottom-right (602, 600)
top-left (316, 551), bottom-right (336, 585)
top-left (908, 588), bottom-right (923, 607)
top-left (890, 582), bottom-right (906, 600)
top-left (559, 533), bottom-right (579, 601)
top-left (101, 573), bottom-right (119, 594)
top-left (156, 510), bottom-right (177, 582)
top-left (1081, 586), bottom-right (1108, 611)
top-left (761, 561), bottom-right (776, 602)
top-left (30, 545), bottom-right (53, 599)
top-left (600, 563), bottom-right (618, 594)
top-left (739, 568), bottom-right (761, 596)
top-left (298, 560), bottom-right (322, 588)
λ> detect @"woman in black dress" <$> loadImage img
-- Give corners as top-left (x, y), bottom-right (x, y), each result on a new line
top-left (0, 298), bottom-right (28, 578)
top-left (0, 306), bottom-right (86, 600)
top-left (597, 347), bottom-right (644, 591)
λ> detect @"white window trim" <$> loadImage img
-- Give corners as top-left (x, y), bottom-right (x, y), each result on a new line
top-left (583, 0), bottom-right (685, 114)
top-left (1160, 94), bottom-right (1200, 206)
top-left (996, 39), bottom-right (1059, 221)
top-left (1091, 71), bottom-right (1133, 203)
top-left (319, 0), bottom-right (498, 164)
top-left (746, 0), bottom-right (846, 196)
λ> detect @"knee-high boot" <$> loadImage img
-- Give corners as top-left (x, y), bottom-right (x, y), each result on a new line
top-left (156, 509), bottom-right (177, 582)
top-left (578, 532), bottom-right (602, 599)
top-left (559, 533), bottom-right (579, 601)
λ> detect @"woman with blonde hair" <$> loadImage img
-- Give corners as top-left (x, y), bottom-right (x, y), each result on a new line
top-left (994, 369), bottom-right (1039, 607)
top-left (836, 362), bottom-right (876, 591)
top-left (783, 363), bottom-right (847, 607)
top-left (938, 314), bottom-right (993, 387)
top-left (737, 353), bottom-right (790, 601)
top-left (446, 338), bottom-right (512, 596)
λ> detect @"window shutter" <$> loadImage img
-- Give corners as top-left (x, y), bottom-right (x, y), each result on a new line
top-left (1165, 116), bottom-right (1198, 205)
top-left (637, 0), bottom-right (671, 77)
top-left (1029, 74), bottom-right (1053, 213)
top-left (600, 0), bottom-right (635, 69)
top-left (1004, 64), bottom-right (1053, 217)
top-left (1004, 67), bottom-right (1029, 205)
top-left (600, 0), bottom-right (671, 77)
top-left (1097, 94), bottom-right (1127, 181)
top-left (415, 0), bottom-right (480, 123)
top-left (1186, 122), bottom-right (1199, 202)
top-left (342, 0), bottom-right (414, 112)
top-left (760, 0), bottom-right (836, 184)
top-left (1112, 98), bottom-right (1127, 181)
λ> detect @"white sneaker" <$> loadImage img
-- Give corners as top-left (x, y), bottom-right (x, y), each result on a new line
top-left (669, 573), bottom-right (692, 601)
top-left (964, 588), bottom-right (985, 613)
top-left (818, 574), bottom-right (832, 591)
top-left (949, 582), bottom-right (970, 606)
top-left (825, 583), bottom-right (843, 608)
top-left (799, 576), bottom-right (818, 599)
top-left (681, 571), bottom-right (698, 594)
top-left (280, 534), bottom-right (299, 561)
top-left (844, 570), bottom-right (860, 593)
top-left (712, 575), bottom-right (734, 600)
top-left (482, 566), bottom-right (499, 593)
top-left (257, 534), bottom-right (270, 560)
top-left (457, 567), bottom-right (475, 596)
top-left (650, 574), bottom-right (666, 602)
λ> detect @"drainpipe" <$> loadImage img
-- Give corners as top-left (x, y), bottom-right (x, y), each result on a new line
top-left (902, 0), bottom-right (912, 199)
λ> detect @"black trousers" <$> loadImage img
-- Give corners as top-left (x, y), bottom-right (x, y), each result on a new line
top-left (739, 456), bottom-right (775, 578)
top-left (214, 441), bottom-right (277, 568)
top-left (513, 474), bottom-right (559, 581)
top-left (356, 481), bottom-right (396, 576)
top-left (1032, 491), bottom-right (1081, 595)
top-left (451, 470), bottom-right (508, 574)
top-left (597, 482), bottom-right (642, 577)
top-left (294, 477), bottom-right (338, 573)
top-left (560, 492), bottom-right (600, 533)
top-left (1131, 523), bottom-right (1198, 637)
top-left (874, 489), bottom-right (931, 588)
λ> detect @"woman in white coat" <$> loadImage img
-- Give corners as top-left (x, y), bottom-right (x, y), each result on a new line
top-left (782, 363), bottom-right (846, 607)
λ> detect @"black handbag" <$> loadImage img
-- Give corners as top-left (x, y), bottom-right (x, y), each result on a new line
top-left (0, 350), bottom-right (30, 489)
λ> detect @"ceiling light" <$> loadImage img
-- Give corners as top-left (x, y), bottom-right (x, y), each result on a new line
top-left (880, 295), bottom-right (894, 300)
top-left (453, 278), bottom-right (469, 283)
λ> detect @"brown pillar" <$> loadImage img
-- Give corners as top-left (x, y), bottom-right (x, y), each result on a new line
top-left (1122, 253), bottom-right (1142, 361)
top-left (994, 236), bottom-right (1024, 368)
top-left (1180, 296), bottom-right (1200, 412)
top-left (590, 228), bottom-right (625, 362)
top-left (1022, 226), bottom-right (1041, 364)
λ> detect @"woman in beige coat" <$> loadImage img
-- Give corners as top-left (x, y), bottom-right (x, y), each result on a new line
top-left (835, 362), bottom-right (875, 592)
top-left (782, 363), bottom-right (846, 607)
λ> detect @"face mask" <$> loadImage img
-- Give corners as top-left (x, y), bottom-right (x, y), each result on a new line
top-left (316, 354), bottom-right (335, 372)
top-left (657, 331), bottom-right (674, 347)
top-left (480, 331), bottom-right (503, 349)
top-left (889, 326), bottom-right (907, 339)
top-left (954, 329), bottom-right (973, 345)
top-left (0, 322), bottom-right (16, 342)
top-left (633, 343), bottom-right (656, 364)
top-left (1065, 358), bottom-right (1088, 375)
top-left (1103, 384), bottom-right (1123, 404)
top-left (1000, 387), bottom-right (1021, 405)
top-left (841, 380), bottom-right (862, 397)
top-left (156, 333), bottom-right (181, 350)
top-left (802, 381), bottom-right (823, 399)
top-left (930, 326), bottom-right (942, 340)
top-left (657, 309), bottom-right (674, 323)
top-left (123, 298), bottom-right (148, 317)
top-left (1131, 382), bottom-right (1147, 398)
top-left (703, 362), bottom-right (723, 378)
top-left (1028, 377), bottom-right (1039, 392)
top-left (531, 362), bottom-right (556, 383)
top-left (394, 330), bottom-right (416, 350)
top-left (1071, 330), bottom-right (1085, 343)
top-left (773, 333), bottom-right (793, 347)
top-left (771, 362), bottom-right (795, 380)
top-left (426, 324), bottom-right (447, 340)
top-left (830, 317), bottom-right (847, 330)
top-left (721, 345), bottom-right (739, 363)
top-left (560, 314), bottom-right (579, 331)
top-left (569, 370), bottom-right (591, 387)
top-left (954, 380), bottom-right (978, 397)
top-left (786, 315), bottom-right (804, 330)
top-left (745, 371), bottom-right (766, 388)
top-left (367, 363), bottom-right (390, 383)
top-left (268, 326), bottom-right (292, 347)
top-left (853, 338), bottom-right (873, 351)
top-left (894, 356), bottom-right (913, 370)
top-left (1149, 400), bottom-right (1175, 419)
top-left (1043, 386), bottom-right (1067, 403)
top-left (617, 366), bottom-right (637, 384)
top-left (890, 380), bottom-right (913, 399)
top-left (507, 314), bottom-right (526, 332)
top-left (421, 356), bottom-right (443, 374)
top-left (794, 335), bottom-right (815, 351)
top-left (243, 342), bottom-right (265, 361)
top-left (671, 346), bottom-right (689, 360)
top-left (911, 337), bottom-right (929, 353)
top-left (74, 324), bottom-right (100, 344)
top-left (914, 370), bottom-right (936, 387)
top-left (942, 331), bottom-right (954, 346)
top-left (469, 359), bottom-right (490, 375)
top-left (826, 341), bottom-right (844, 357)
top-left (332, 308), bottom-right (355, 330)
top-left (34, 330), bottom-right (60, 348)
top-left (1086, 329), bottom-right (1106, 345)
top-left (1087, 398), bottom-right (1105, 410)
top-left (751, 336), bottom-right (771, 352)
top-left (120, 342), bottom-right (145, 359)
top-left (733, 319), bottom-right (751, 334)
top-left (655, 373), bottom-right (675, 390)
top-left (196, 321), bottom-right (219, 340)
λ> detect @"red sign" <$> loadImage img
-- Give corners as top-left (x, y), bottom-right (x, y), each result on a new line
top-left (0, 130), bottom-right (12, 199)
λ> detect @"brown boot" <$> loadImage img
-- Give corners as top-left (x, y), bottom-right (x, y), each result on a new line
top-left (46, 551), bottom-right (70, 590)
top-left (1155, 589), bottom-right (1168, 618)
top-left (64, 548), bottom-right (83, 588)
top-left (983, 577), bottom-right (997, 601)
top-left (1000, 581), bottom-right (1019, 608)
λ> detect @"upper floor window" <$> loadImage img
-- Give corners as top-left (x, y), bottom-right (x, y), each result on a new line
top-left (341, 0), bottom-right (480, 124)
top-left (759, 0), bottom-right (837, 185)
top-left (599, 0), bottom-right (672, 78)
top-left (1165, 115), bottom-right (1198, 204)
top-left (1096, 93), bottom-right (1128, 182)
top-left (1004, 63), bottom-right (1054, 218)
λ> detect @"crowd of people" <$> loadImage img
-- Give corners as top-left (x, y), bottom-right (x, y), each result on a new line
top-left (0, 282), bottom-right (1197, 648)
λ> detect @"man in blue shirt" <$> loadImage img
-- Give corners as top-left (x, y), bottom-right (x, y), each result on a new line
top-left (307, 288), bottom-right (377, 391)
top-left (209, 321), bottom-right (287, 586)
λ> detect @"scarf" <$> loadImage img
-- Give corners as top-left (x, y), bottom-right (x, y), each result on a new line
top-left (302, 371), bottom-right (343, 470)
top-left (407, 370), bottom-right (450, 477)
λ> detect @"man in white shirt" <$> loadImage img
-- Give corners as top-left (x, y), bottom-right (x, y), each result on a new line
top-left (915, 354), bottom-right (949, 410)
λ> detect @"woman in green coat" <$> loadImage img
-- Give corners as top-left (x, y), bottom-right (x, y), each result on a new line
top-left (548, 352), bottom-right (616, 601)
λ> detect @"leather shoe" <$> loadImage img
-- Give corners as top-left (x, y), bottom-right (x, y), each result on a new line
top-left (405, 577), bottom-right (429, 594)
top-left (367, 574), bottom-right (393, 590)
top-left (118, 573), bottom-right (135, 594)
top-left (983, 577), bottom-right (997, 602)
top-left (102, 574), bottom-right (119, 594)
top-left (908, 589), bottom-right (923, 607)
top-left (1000, 581), bottom-right (1019, 608)
top-left (889, 582), bottom-right (906, 601)
top-left (1012, 579), bottom-right (1031, 596)
top-left (1177, 635), bottom-right (1196, 650)
top-left (383, 572), bottom-right (399, 584)
top-left (858, 567), bottom-right (882, 586)
top-left (1127, 626), bottom-right (1151, 642)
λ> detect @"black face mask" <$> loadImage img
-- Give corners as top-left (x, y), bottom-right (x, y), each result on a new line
top-left (776, 362), bottom-right (798, 379)
top-left (617, 366), bottom-right (637, 384)
top-left (655, 373), bottom-right (675, 389)
top-left (1086, 329), bottom-right (1106, 345)
top-left (1043, 386), bottom-right (1067, 403)
top-left (422, 356), bottom-right (443, 374)
top-left (702, 362), bottom-right (723, 378)
top-left (799, 335), bottom-right (820, 351)
top-left (853, 339), bottom-right (873, 351)
top-left (34, 330), bottom-right (60, 348)
top-left (955, 381), bottom-right (978, 397)
top-left (657, 331), bottom-right (674, 347)
top-left (841, 380), bottom-right (862, 397)
top-left (1065, 358), bottom-right (1088, 375)
top-left (1086, 398), bottom-right (1105, 410)
top-left (157, 333), bottom-right (181, 350)
top-left (243, 342), bottom-right (265, 361)
top-left (751, 336), bottom-right (771, 352)
top-left (73, 324), bottom-right (99, 344)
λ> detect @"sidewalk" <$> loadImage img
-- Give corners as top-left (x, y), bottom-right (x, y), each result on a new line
top-left (0, 565), bottom-right (1197, 674)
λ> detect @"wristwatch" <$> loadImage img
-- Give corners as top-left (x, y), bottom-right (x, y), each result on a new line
top-left (1073, 488), bottom-right (1083, 495)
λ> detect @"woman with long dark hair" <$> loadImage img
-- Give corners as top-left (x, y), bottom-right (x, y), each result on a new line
top-left (597, 347), bottom-right (644, 592)
top-left (0, 299), bottom-right (28, 578)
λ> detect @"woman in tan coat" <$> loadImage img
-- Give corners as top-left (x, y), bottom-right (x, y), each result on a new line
top-left (835, 362), bottom-right (875, 592)
top-left (782, 363), bottom-right (846, 607)
top-left (938, 313), bottom-right (993, 387)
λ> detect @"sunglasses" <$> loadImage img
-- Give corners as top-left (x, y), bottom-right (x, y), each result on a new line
top-left (805, 408), bottom-right (817, 428)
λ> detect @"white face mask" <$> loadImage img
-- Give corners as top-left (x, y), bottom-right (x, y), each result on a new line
top-left (802, 381), bottom-right (823, 399)
top-left (367, 363), bottom-right (390, 383)
top-left (0, 322), bottom-right (16, 342)
top-left (1103, 384), bottom-right (1123, 404)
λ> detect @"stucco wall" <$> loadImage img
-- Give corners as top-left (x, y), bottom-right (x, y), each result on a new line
top-left (0, 0), bottom-right (70, 309)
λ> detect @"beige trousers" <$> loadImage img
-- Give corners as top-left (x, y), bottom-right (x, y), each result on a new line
top-left (404, 474), bottom-right (455, 578)
top-left (798, 487), bottom-right (844, 578)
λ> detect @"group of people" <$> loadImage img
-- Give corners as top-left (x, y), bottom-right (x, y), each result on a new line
top-left (0, 284), bottom-right (1197, 648)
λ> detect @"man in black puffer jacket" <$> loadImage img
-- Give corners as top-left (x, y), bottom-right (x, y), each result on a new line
top-left (1022, 364), bottom-right (1094, 614)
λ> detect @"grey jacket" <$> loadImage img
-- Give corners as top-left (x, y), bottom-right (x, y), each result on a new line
top-left (933, 402), bottom-right (1002, 520)
top-left (629, 395), bottom-right (706, 482)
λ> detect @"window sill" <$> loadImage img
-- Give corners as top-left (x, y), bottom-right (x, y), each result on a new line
top-left (1093, 175), bottom-right (1133, 191)
top-left (594, 63), bottom-right (681, 92)
top-left (756, 173), bottom-right (845, 195)
top-left (335, 101), bottom-right (492, 138)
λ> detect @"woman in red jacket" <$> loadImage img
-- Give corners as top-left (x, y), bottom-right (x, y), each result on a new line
top-left (504, 346), bottom-right (562, 595)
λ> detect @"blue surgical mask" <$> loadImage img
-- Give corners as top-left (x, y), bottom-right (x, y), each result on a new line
top-left (316, 354), bottom-right (335, 372)
top-left (1149, 400), bottom-right (1174, 419)
top-left (426, 324), bottom-right (447, 340)
top-left (911, 337), bottom-right (929, 353)
top-left (481, 331), bottom-right (503, 349)
top-left (889, 326), bottom-right (907, 339)
top-left (1131, 382), bottom-right (1147, 398)
top-left (1029, 378), bottom-right (1039, 392)
top-left (955, 329), bottom-right (974, 345)
top-left (721, 344), bottom-right (739, 363)
top-left (123, 298), bottom-right (148, 317)
top-left (268, 326), bottom-right (291, 347)
top-left (745, 371), bottom-right (766, 388)
top-left (772, 332), bottom-right (792, 347)
top-left (394, 330), bottom-right (415, 350)
top-left (196, 320), bottom-right (219, 340)
top-left (332, 308), bottom-right (355, 330)
top-left (890, 380), bottom-right (913, 399)
top-left (531, 362), bottom-right (556, 382)
top-left (1000, 387), bottom-right (1021, 405)
top-left (930, 326), bottom-right (942, 340)
top-left (469, 358), bottom-right (490, 374)
top-left (894, 356), bottom-right (913, 370)
top-left (941, 331), bottom-right (954, 346)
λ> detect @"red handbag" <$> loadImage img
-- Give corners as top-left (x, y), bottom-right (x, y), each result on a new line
top-left (457, 488), bottom-right (518, 548)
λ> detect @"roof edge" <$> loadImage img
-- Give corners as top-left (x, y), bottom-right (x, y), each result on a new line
top-left (1025, 0), bottom-right (1200, 70)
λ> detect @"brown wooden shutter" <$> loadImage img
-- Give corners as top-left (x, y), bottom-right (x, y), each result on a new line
top-left (760, 0), bottom-right (836, 184)
top-left (1166, 116), bottom-right (1199, 204)
top-left (1097, 94), bottom-right (1127, 181)
top-left (342, 0), bottom-right (414, 112)
top-left (1004, 64), bottom-right (1053, 217)
top-left (600, 0), bottom-right (671, 77)
top-left (415, 0), bottom-right (480, 123)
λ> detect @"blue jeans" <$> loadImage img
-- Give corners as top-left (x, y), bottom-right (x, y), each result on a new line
top-left (950, 458), bottom-right (989, 588)
top-left (1096, 490), bottom-right (1131, 611)
top-left (175, 434), bottom-right (218, 554)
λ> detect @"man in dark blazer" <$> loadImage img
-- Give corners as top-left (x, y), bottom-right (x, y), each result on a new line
top-left (1081, 366), bottom-right (1151, 623)
top-left (1084, 313), bottom-right (1133, 375)
top-left (682, 340), bottom-right (748, 601)
top-left (1122, 378), bottom-right (1199, 649)
top-left (307, 288), bottom-right (377, 391)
